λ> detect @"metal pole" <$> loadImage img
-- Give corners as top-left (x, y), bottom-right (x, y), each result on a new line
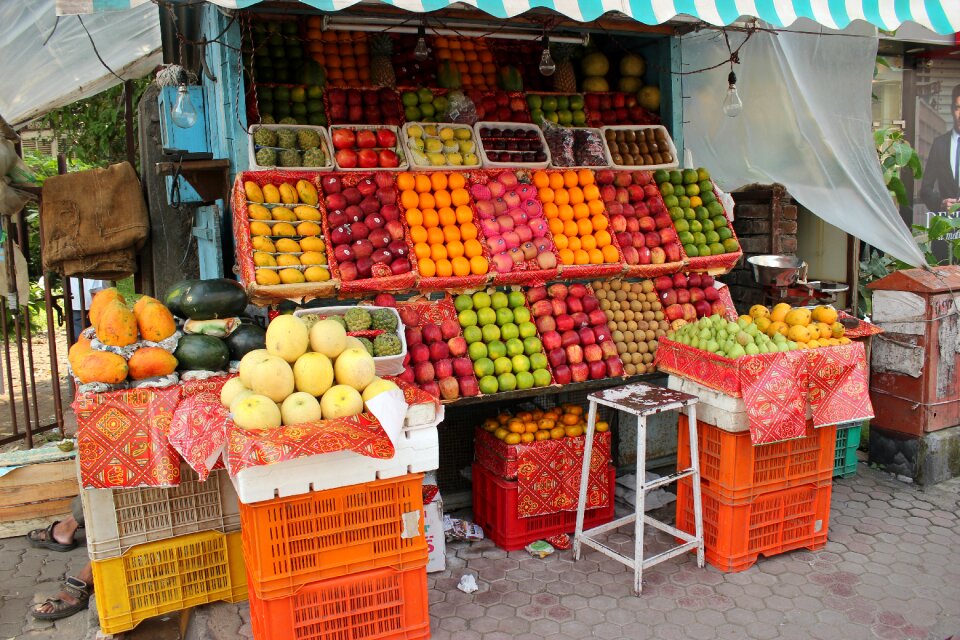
top-left (16, 208), bottom-right (41, 433)
top-left (124, 80), bottom-right (136, 170)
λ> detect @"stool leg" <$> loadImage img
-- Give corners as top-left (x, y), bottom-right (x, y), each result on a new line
top-left (687, 404), bottom-right (705, 568)
top-left (634, 415), bottom-right (647, 595)
top-left (573, 400), bottom-right (598, 561)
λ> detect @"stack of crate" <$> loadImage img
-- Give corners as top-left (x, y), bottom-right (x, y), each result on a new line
top-left (668, 377), bottom-right (836, 572)
top-left (84, 464), bottom-right (246, 635)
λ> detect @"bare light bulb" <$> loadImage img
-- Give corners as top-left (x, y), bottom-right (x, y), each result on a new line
top-left (414, 26), bottom-right (429, 61)
top-left (722, 71), bottom-right (743, 118)
top-left (539, 37), bottom-right (555, 76)
top-left (171, 85), bottom-right (198, 128)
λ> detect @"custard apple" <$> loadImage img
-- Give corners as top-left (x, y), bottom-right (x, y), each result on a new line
top-left (370, 309), bottom-right (398, 332)
top-left (255, 147), bottom-right (277, 166)
top-left (253, 127), bottom-right (278, 147)
top-left (302, 147), bottom-right (326, 167)
top-left (373, 333), bottom-right (402, 357)
top-left (277, 149), bottom-right (302, 167)
top-left (276, 128), bottom-right (297, 149)
top-left (356, 336), bottom-right (374, 356)
top-left (260, 114), bottom-right (276, 124)
top-left (328, 315), bottom-right (347, 329)
top-left (297, 129), bottom-right (321, 150)
top-left (343, 308), bottom-right (372, 332)
top-left (279, 117), bottom-right (298, 125)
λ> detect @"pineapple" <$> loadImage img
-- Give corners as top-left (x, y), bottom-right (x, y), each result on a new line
top-left (370, 35), bottom-right (396, 88)
top-left (552, 44), bottom-right (578, 93)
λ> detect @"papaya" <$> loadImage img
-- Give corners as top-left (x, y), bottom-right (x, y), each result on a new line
top-left (96, 300), bottom-right (139, 347)
top-left (127, 347), bottom-right (178, 380)
top-left (89, 288), bottom-right (125, 328)
top-left (134, 299), bottom-right (176, 342)
top-left (68, 333), bottom-right (94, 370)
top-left (74, 351), bottom-right (128, 385)
top-left (497, 65), bottom-right (523, 92)
top-left (437, 60), bottom-right (462, 90)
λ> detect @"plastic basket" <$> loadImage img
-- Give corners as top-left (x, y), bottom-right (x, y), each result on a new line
top-left (403, 122), bottom-right (482, 170)
top-left (249, 565), bottom-right (429, 640)
top-left (677, 415), bottom-right (836, 502)
top-left (471, 463), bottom-right (615, 551)
top-left (293, 305), bottom-right (406, 376)
top-left (82, 463), bottom-right (240, 561)
top-left (834, 421), bottom-right (862, 479)
top-left (92, 530), bottom-right (247, 635)
top-left (248, 124), bottom-right (335, 171)
top-left (241, 473), bottom-right (428, 600)
top-left (600, 125), bottom-right (679, 170)
top-left (474, 121), bottom-right (551, 169)
top-left (675, 479), bottom-right (831, 573)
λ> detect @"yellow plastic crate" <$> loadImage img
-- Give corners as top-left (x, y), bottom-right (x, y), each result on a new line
top-left (92, 530), bottom-right (247, 634)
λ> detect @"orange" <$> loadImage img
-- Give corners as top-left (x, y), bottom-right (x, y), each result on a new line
top-left (436, 259), bottom-right (453, 277)
top-left (548, 218), bottom-right (565, 236)
top-left (434, 190), bottom-right (452, 209)
top-left (562, 171), bottom-right (579, 188)
top-left (448, 173), bottom-right (466, 189)
top-left (405, 208), bottom-right (423, 227)
top-left (410, 225), bottom-right (428, 244)
top-left (430, 172), bottom-right (448, 192)
top-left (601, 245), bottom-right (619, 262)
top-left (443, 226), bottom-right (461, 243)
top-left (561, 413), bottom-right (580, 426)
top-left (558, 204), bottom-right (574, 221)
top-left (567, 236), bottom-right (582, 251)
top-left (583, 185), bottom-right (600, 201)
top-left (553, 234), bottom-right (568, 250)
top-left (396, 173), bottom-right (415, 191)
top-left (543, 202), bottom-right (559, 219)
top-left (418, 258), bottom-right (436, 277)
top-left (537, 418), bottom-right (555, 431)
top-left (464, 238), bottom-right (483, 257)
top-left (447, 240), bottom-right (465, 258)
top-left (451, 256), bottom-right (471, 276)
top-left (574, 249), bottom-right (590, 265)
top-left (524, 421), bottom-right (538, 434)
top-left (588, 248), bottom-right (604, 264)
top-left (520, 432), bottom-right (535, 443)
top-left (400, 190), bottom-right (420, 209)
top-left (533, 172), bottom-right (550, 188)
top-left (563, 220), bottom-right (579, 237)
top-left (438, 207), bottom-right (457, 227)
top-left (426, 227), bottom-right (444, 245)
top-left (414, 174), bottom-right (432, 193)
top-left (469, 255), bottom-right (488, 274)
top-left (419, 192), bottom-right (436, 210)
top-left (535, 430), bottom-right (551, 441)
top-left (460, 222), bottom-right (478, 240)
top-left (451, 188), bottom-right (470, 206)
top-left (577, 169), bottom-right (595, 186)
top-left (413, 242), bottom-right (431, 259)
top-left (581, 234), bottom-right (597, 251)
top-left (554, 189), bottom-right (570, 206)
top-left (456, 205), bottom-right (474, 224)
top-left (431, 243), bottom-right (448, 261)
top-left (539, 187), bottom-right (555, 204)
top-left (507, 419), bottom-right (524, 434)
top-left (567, 186), bottom-right (584, 205)
top-left (591, 215), bottom-right (609, 231)
top-left (572, 203), bottom-right (590, 220)
top-left (558, 248), bottom-right (575, 265)
top-left (577, 219), bottom-right (594, 236)
top-left (587, 199), bottom-right (606, 216)
top-left (422, 209), bottom-right (440, 228)
top-left (548, 173), bottom-right (565, 190)
top-left (594, 229), bottom-right (612, 247)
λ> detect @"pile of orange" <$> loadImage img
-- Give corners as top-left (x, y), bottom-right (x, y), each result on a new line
top-left (481, 403), bottom-right (609, 445)
top-left (533, 170), bottom-right (619, 266)
top-left (305, 25), bottom-right (370, 86)
top-left (398, 172), bottom-right (489, 278)
top-left (433, 36), bottom-right (497, 91)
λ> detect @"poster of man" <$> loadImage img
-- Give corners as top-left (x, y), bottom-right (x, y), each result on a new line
top-left (919, 83), bottom-right (960, 215)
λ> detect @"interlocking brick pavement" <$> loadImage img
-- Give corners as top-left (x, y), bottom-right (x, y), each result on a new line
top-left (1, 464), bottom-right (957, 640)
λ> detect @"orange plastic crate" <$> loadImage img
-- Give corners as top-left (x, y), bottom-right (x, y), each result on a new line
top-left (675, 478), bottom-right (831, 572)
top-left (677, 415), bottom-right (836, 502)
top-left (240, 474), bottom-right (428, 600)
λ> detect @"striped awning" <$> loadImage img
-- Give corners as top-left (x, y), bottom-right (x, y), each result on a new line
top-left (55, 0), bottom-right (960, 35)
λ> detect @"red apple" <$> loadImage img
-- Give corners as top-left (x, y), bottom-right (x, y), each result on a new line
top-left (588, 310), bottom-right (608, 328)
top-left (553, 364), bottom-right (572, 384)
top-left (551, 299), bottom-right (568, 317)
top-left (566, 344), bottom-right (584, 365)
top-left (369, 229), bottom-right (391, 249)
top-left (605, 356), bottom-right (625, 377)
top-left (583, 343), bottom-right (603, 362)
top-left (571, 312), bottom-right (589, 328)
top-left (405, 326), bottom-right (423, 346)
top-left (390, 258), bottom-right (411, 274)
top-left (660, 289), bottom-right (678, 306)
top-left (338, 261), bottom-right (358, 282)
top-left (434, 358), bottom-right (454, 379)
top-left (335, 149), bottom-right (358, 169)
top-left (385, 220), bottom-right (405, 241)
top-left (676, 289), bottom-right (691, 304)
top-left (570, 362), bottom-right (590, 382)
top-left (600, 340), bottom-right (619, 359)
top-left (694, 299), bottom-right (712, 318)
top-left (536, 315), bottom-right (556, 334)
top-left (568, 283), bottom-right (589, 298)
top-left (566, 297), bottom-right (584, 314)
top-left (331, 128), bottom-right (356, 150)
top-left (704, 287), bottom-right (721, 302)
top-left (673, 273), bottom-right (688, 289)
top-left (711, 301), bottom-right (727, 316)
top-left (358, 149), bottom-right (379, 168)
top-left (556, 314), bottom-right (574, 332)
top-left (378, 149), bottom-right (400, 168)
top-left (356, 130), bottom-right (377, 149)
top-left (560, 330), bottom-right (580, 348)
top-left (410, 343), bottom-right (431, 364)
top-left (440, 318), bottom-right (461, 340)
top-left (453, 357), bottom-right (473, 377)
top-left (681, 303), bottom-right (698, 321)
top-left (352, 239), bottom-right (374, 259)
top-left (438, 376), bottom-right (459, 400)
top-left (547, 347), bottom-right (567, 369)
top-left (579, 327), bottom-right (596, 345)
top-left (398, 367), bottom-right (415, 384)
top-left (321, 175), bottom-right (342, 194)
top-left (448, 336), bottom-right (468, 357)
top-left (689, 287), bottom-right (705, 303)
top-left (429, 341), bottom-right (450, 361)
top-left (422, 324), bottom-right (442, 344)
top-left (650, 247), bottom-right (666, 265)
top-left (548, 283), bottom-right (568, 299)
top-left (527, 286), bottom-right (548, 303)
top-left (376, 128), bottom-right (397, 148)
top-left (421, 380), bottom-right (440, 398)
top-left (530, 300), bottom-right (553, 318)
top-left (458, 376), bottom-right (479, 397)
top-left (588, 360), bottom-right (607, 380)
top-left (687, 274), bottom-right (703, 288)
top-left (665, 304), bottom-right (684, 321)
top-left (542, 331), bottom-right (562, 352)
top-left (635, 246), bottom-right (651, 264)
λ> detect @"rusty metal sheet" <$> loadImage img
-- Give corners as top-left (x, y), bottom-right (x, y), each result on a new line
top-left (868, 265), bottom-right (960, 293)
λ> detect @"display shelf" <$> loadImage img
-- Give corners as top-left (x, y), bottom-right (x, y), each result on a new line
top-left (441, 372), bottom-right (657, 407)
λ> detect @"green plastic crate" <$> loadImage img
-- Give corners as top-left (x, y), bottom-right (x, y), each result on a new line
top-left (834, 422), bottom-right (862, 478)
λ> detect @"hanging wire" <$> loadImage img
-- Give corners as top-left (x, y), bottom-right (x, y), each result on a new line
top-left (77, 15), bottom-right (124, 81)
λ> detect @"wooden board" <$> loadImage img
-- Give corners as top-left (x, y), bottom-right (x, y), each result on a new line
top-left (0, 459), bottom-right (78, 537)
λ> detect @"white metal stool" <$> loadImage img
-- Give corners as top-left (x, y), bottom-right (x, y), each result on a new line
top-left (574, 382), bottom-right (704, 594)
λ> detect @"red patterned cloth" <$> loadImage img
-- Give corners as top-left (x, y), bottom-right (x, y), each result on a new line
top-left (737, 350), bottom-right (810, 444)
top-left (74, 386), bottom-right (182, 488)
top-left (168, 392), bottom-right (229, 481)
top-left (180, 375), bottom-right (234, 398)
top-left (716, 283), bottom-right (738, 321)
top-left (837, 312), bottom-right (884, 339)
top-left (806, 342), bottom-right (873, 428)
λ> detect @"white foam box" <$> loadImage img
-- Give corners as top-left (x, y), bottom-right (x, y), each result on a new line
top-left (229, 424), bottom-right (439, 504)
top-left (667, 375), bottom-right (812, 433)
top-left (423, 474), bottom-right (445, 573)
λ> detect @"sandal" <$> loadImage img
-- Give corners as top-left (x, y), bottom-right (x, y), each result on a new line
top-left (31, 576), bottom-right (91, 621)
top-left (26, 521), bottom-right (77, 552)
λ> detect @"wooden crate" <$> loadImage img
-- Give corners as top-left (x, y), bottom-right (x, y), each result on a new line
top-left (0, 459), bottom-right (78, 538)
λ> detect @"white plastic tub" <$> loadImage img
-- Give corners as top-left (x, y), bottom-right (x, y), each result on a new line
top-left (293, 305), bottom-right (406, 376)
top-left (247, 124), bottom-right (334, 171)
top-left (403, 122), bottom-right (481, 170)
top-left (601, 125), bottom-right (679, 170)
top-left (474, 121), bottom-right (551, 169)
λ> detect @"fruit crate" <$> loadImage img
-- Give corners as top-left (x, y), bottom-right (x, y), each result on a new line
top-left (293, 305), bottom-right (406, 376)
top-left (600, 125), bottom-right (679, 170)
top-left (402, 122), bottom-right (482, 170)
top-left (247, 124), bottom-right (334, 171)
top-left (834, 421), bottom-right (862, 478)
top-left (249, 565), bottom-right (429, 640)
top-left (472, 463), bottom-right (615, 551)
top-left (675, 478), bottom-right (831, 572)
top-left (584, 92), bottom-right (661, 128)
top-left (328, 124), bottom-right (409, 171)
top-left (545, 127), bottom-right (609, 169)
top-left (92, 530), bottom-right (247, 635)
top-left (677, 184), bottom-right (742, 274)
top-left (474, 122), bottom-right (551, 169)
top-left (231, 171), bottom-right (338, 304)
top-left (323, 87), bottom-right (405, 127)
top-left (525, 92), bottom-right (591, 128)
top-left (81, 463), bottom-right (240, 561)
top-left (240, 473), bottom-right (428, 600)
top-left (474, 426), bottom-right (612, 480)
top-left (677, 415), bottom-right (836, 502)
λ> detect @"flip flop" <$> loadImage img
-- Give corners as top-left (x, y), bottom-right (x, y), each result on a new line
top-left (31, 576), bottom-right (91, 621)
top-left (26, 521), bottom-right (77, 552)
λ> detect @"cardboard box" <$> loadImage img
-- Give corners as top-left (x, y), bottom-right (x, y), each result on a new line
top-left (423, 474), bottom-right (445, 573)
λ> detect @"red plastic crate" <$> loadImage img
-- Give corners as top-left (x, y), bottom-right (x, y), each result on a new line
top-left (249, 565), bottom-right (429, 640)
top-left (240, 474), bottom-right (428, 600)
top-left (472, 463), bottom-right (615, 551)
top-left (677, 415), bottom-right (836, 502)
top-left (675, 478), bottom-right (832, 572)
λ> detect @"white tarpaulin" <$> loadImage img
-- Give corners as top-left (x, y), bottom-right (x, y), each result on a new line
top-left (0, 1), bottom-right (161, 127)
top-left (680, 20), bottom-right (926, 267)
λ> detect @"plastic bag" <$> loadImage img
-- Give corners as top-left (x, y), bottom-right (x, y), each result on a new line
top-left (447, 91), bottom-right (479, 125)
top-left (541, 119), bottom-right (575, 166)
top-left (129, 373), bottom-right (180, 389)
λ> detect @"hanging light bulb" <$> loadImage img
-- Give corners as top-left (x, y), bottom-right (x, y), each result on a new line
top-left (171, 85), bottom-right (198, 128)
top-left (539, 35), bottom-right (555, 76)
top-left (722, 71), bottom-right (743, 118)
top-left (414, 25), bottom-right (429, 61)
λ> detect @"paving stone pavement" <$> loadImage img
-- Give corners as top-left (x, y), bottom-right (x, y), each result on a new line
top-left (1, 464), bottom-right (958, 640)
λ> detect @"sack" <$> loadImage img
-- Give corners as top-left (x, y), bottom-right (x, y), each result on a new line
top-left (40, 162), bottom-right (149, 276)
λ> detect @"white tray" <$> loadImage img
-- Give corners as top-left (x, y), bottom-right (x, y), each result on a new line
top-left (545, 126), bottom-right (609, 169)
top-left (402, 122), bottom-right (481, 170)
top-left (228, 424), bottom-right (439, 504)
top-left (248, 124), bottom-right (334, 171)
top-left (328, 124), bottom-right (409, 172)
top-left (474, 121), bottom-right (551, 169)
top-left (600, 125), bottom-right (679, 170)
top-left (293, 305), bottom-right (406, 376)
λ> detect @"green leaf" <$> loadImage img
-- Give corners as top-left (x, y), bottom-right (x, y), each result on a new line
top-left (928, 215), bottom-right (953, 241)
top-left (888, 176), bottom-right (908, 207)
top-left (892, 142), bottom-right (913, 166)
top-left (873, 129), bottom-right (887, 146)
top-left (907, 153), bottom-right (923, 179)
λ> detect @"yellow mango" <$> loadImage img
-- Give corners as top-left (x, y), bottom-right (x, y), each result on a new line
top-left (279, 268), bottom-right (305, 284)
top-left (784, 308), bottom-right (811, 327)
top-left (275, 238), bottom-right (302, 253)
top-left (300, 236), bottom-right (326, 252)
top-left (770, 303), bottom-right (791, 323)
top-left (253, 252), bottom-right (277, 267)
top-left (273, 222), bottom-right (297, 237)
top-left (297, 221), bottom-right (321, 236)
top-left (244, 181), bottom-right (264, 203)
top-left (278, 183), bottom-right (299, 205)
top-left (248, 203), bottom-right (271, 220)
top-left (262, 184), bottom-right (281, 203)
top-left (256, 269), bottom-right (281, 285)
top-left (251, 236), bottom-right (276, 252)
top-left (811, 305), bottom-right (838, 325)
top-left (277, 254), bottom-right (301, 267)
top-left (304, 266), bottom-right (330, 282)
top-left (249, 221), bottom-right (272, 237)
top-left (296, 180), bottom-right (319, 206)
top-left (294, 205), bottom-right (321, 221)
top-left (271, 206), bottom-right (297, 222)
